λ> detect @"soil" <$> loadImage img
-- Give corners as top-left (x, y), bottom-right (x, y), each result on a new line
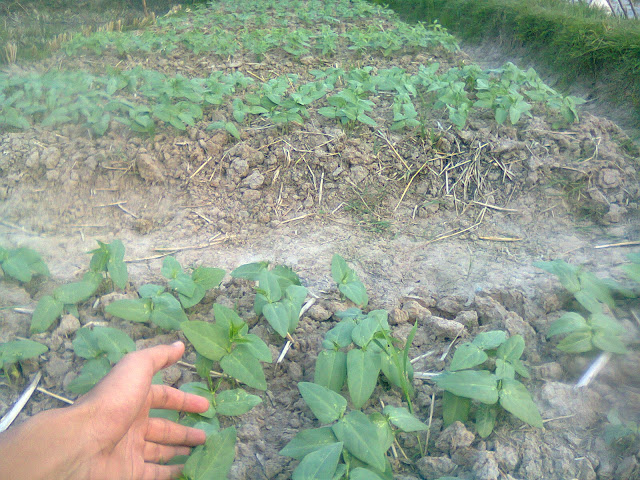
top-left (1, 2), bottom-right (640, 479)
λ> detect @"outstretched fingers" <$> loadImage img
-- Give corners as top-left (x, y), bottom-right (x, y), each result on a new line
top-left (141, 462), bottom-right (186, 480)
top-left (143, 441), bottom-right (192, 463)
top-left (145, 417), bottom-right (206, 447)
top-left (149, 384), bottom-right (210, 413)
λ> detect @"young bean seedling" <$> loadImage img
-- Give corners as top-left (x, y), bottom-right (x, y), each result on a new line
top-left (433, 331), bottom-right (543, 437)
top-left (0, 246), bottom-right (49, 283)
top-left (0, 339), bottom-right (48, 384)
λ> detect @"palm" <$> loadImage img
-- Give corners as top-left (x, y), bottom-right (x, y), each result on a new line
top-left (74, 343), bottom-right (208, 480)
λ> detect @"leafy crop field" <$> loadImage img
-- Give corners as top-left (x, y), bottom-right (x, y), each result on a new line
top-left (1, 0), bottom-right (640, 479)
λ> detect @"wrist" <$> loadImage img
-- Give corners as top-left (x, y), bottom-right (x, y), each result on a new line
top-left (0, 405), bottom-right (91, 479)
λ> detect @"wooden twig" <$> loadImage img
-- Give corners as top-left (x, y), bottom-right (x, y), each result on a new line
top-left (13, 308), bottom-right (34, 315)
top-left (189, 156), bottom-right (213, 180)
top-left (278, 213), bottom-right (314, 225)
top-left (177, 361), bottom-right (224, 378)
top-left (36, 387), bottom-right (74, 405)
top-left (424, 392), bottom-right (435, 455)
top-left (478, 236), bottom-right (523, 242)
top-left (471, 201), bottom-right (519, 213)
top-left (0, 372), bottom-right (42, 433)
top-left (594, 241), bottom-right (640, 249)
top-left (0, 220), bottom-right (39, 235)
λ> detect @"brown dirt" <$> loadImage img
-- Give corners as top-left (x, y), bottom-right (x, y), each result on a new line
top-left (1, 2), bottom-right (640, 480)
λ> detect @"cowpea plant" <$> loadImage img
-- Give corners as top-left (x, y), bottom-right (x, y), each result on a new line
top-left (280, 382), bottom-right (428, 480)
top-left (105, 283), bottom-right (188, 330)
top-left (31, 239), bottom-right (128, 333)
top-left (433, 331), bottom-right (543, 437)
top-left (536, 259), bottom-right (629, 354)
top-left (331, 254), bottom-right (368, 308)
top-left (0, 339), bottom-right (48, 383)
top-left (231, 262), bottom-right (308, 339)
top-left (66, 326), bottom-right (136, 394)
top-left (176, 304), bottom-right (271, 479)
top-left (160, 256), bottom-right (225, 309)
top-left (0, 246), bottom-right (49, 283)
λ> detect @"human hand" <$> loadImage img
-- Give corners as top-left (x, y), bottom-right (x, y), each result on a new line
top-left (0, 341), bottom-right (209, 480)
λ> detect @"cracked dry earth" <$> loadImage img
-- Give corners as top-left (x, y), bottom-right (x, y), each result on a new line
top-left (1, 2), bottom-right (640, 479)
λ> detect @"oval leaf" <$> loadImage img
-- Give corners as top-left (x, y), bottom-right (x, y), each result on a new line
top-left (449, 342), bottom-right (488, 371)
top-left (220, 345), bottom-right (267, 390)
top-left (434, 370), bottom-right (499, 404)
top-left (216, 388), bottom-right (262, 416)
top-left (331, 411), bottom-right (386, 472)
top-left (315, 350), bottom-right (347, 393)
top-left (298, 382), bottom-right (347, 425)
top-left (292, 442), bottom-right (343, 480)
top-left (280, 427), bottom-right (339, 460)
top-left (31, 295), bottom-right (64, 333)
top-left (499, 378), bottom-right (543, 428)
top-left (105, 298), bottom-right (152, 323)
top-left (181, 321), bottom-right (231, 362)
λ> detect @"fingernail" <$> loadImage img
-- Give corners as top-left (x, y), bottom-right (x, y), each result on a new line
top-left (171, 341), bottom-right (183, 348)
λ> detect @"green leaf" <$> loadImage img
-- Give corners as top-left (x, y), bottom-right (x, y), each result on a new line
top-left (53, 280), bottom-right (99, 305)
top-left (338, 281), bottom-right (368, 308)
top-left (161, 256), bottom-right (182, 279)
top-left (280, 427), bottom-right (339, 460)
top-left (434, 370), bottom-right (499, 404)
top-left (351, 311), bottom-right (388, 347)
top-left (556, 330), bottom-right (593, 353)
top-left (369, 412), bottom-right (394, 452)
top-left (323, 318), bottom-right (356, 349)
top-left (31, 295), bottom-right (64, 333)
top-left (574, 290), bottom-right (603, 314)
top-left (592, 331), bottom-right (628, 354)
top-left (590, 314), bottom-right (627, 337)
top-left (292, 442), bottom-right (343, 480)
top-left (213, 304), bottom-right (245, 332)
top-left (332, 411), bottom-right (386, 472)
top-left (2, 255), bottom-right (32, 282)
top-left (350, 468), bottom-right (385, 480)
top-left (0, 339), bottom-right (48, 366)
top-left (497, 335), bottom-right (525, 363)
top-left (216, 388), bottom-right (262, 416)
top-left (67, 357), bottom-right (111, 395)
top-left (548, 312), bottom-right (588, 338)
top-left (139, 284), bottom-right (165, 298)
top-left (169, 273), bottom-right (197, 299)
top-left (314, 350), bottom-right (347, 393)
top-left (347, 348), bottom-right (380, 409)
top-left (236, 334), bottom-right (272, 363)
top-left (622, 262), bottom-right (640, 283)
top-left (263, 302), bottom-right (290, 337)
top-left (495, 359), bottom-right (515, 380)
top-left (298, 382), bottom-right (347, 424)
top-left (471, 330), bottom-right (507, 350)
top-left (106, 240), bottom-right (128, 289)
top-left (105, 298), bottom-right (152, 323)
top-left (476, 403), bottom-right (498, 438)
top-left (92, 326), bottom-right (135, 363)
top-left (442, 391), bottom-right (470, 426)
top-left (272, 265), bottom-right (302, 288)
top-left (383, 406), bottom-right (428, 432)
top-left (257, 270), bottom-right (282, 303)
top-left (449, 342), bottom-right (488, 371)
top-left (193, 266), bottom-right (225, 290)
top-left (150, 293), bottom-right (187, 330)
top-left (179, 382), bottom-right (216, 418)
top-left (534, 260), bottom-right (580, 293)
top-left (499, 378), bottom-right (543, 428)
top-left (220, 345), bottom-right (267, 390)
top-left (72, 328), bottom-right (102, 359)
top-left (195, 353), bottom-right (214, 381)
top-left (230, 261), bottom-right (268, 281)
top-left (181, 321), bottom-right (231, 361)
top-left (183, 427), bottom-right (236, 480)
